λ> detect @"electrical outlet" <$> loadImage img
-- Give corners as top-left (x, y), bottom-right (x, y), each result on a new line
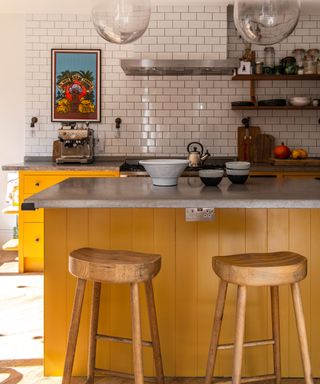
top-left (185, 208), bottom-right (215, 222)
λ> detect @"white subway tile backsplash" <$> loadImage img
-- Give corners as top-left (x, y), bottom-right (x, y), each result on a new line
top-left (25, 6), bottom-right (320, 157)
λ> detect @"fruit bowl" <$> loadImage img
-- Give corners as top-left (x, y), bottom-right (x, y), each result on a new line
top-left (139, 159), bottom-right (189, 186)
top-left (288, 97), bottom-right (311, 107)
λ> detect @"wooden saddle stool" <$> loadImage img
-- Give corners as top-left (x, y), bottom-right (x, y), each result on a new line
top-left (62, 248), bottom-right (164, 384)
top-left (205, 251), bottom-right (313, 384)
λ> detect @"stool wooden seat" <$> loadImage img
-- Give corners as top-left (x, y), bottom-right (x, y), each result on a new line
top-left (69, 248), bottom-right (161, 283)
top-left (62, 248), bottom-right (164, 384)
top-left (213, 251), bottom-right (307, 286)
top-left (205, 251), bottom-right (313, 384)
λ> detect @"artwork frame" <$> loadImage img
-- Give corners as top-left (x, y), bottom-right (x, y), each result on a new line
top-left (51, 48), bottom-right (101, 122)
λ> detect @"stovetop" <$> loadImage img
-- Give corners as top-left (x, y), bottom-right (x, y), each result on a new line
top-left (120, 157), bottom-right (236, 173)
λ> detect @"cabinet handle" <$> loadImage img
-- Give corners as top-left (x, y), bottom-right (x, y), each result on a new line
top-left (35, 238), bottom-right (40, 242)
top-left (35, 182), bottom-right (40, 187)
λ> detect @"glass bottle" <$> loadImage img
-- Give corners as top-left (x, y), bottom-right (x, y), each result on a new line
top-left (264, 47), bottom-right (275, 68)
top-left (292, 49), bottom-right (305, 67)
top-left (303, 54), bottom-right (317, 74)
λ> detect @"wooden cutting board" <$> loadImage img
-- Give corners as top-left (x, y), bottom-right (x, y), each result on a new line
top-left (253, 133), bottom-right (275, 163)
top-left (270, 158), bottom-right (320, 166)
top-left (238, 126), bottom-right (261, 162)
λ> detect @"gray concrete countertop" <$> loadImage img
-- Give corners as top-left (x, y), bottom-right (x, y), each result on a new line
top-left (3, 160), bottom-right (320, 174)
top-left (23, 176), bottom-right (320, 209)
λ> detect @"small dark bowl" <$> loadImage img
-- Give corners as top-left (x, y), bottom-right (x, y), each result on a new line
top-left (200, 176), bottom-right (223, 186)
top-left (227, 174), bottom-right (249, 184)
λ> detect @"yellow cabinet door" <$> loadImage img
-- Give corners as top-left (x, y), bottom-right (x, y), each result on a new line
top-left (22, 222), bottom-right (44, 259)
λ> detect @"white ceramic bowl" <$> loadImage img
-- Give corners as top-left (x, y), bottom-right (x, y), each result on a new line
top-left (288, 97), bottom-right (311, 107)
top-left (199, 169), bottom-right (224, 178)
top-left (225, 161), bottom-right (250, 170)
top-left (226, 169), bottom-right (250, 176)
top-left (139, 159), bottom-right (189, 186)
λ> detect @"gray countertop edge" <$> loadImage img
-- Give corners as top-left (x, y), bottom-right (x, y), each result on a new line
top-left (31, 199), bottom-right (320, 209)
top-left (23, 177), bottom-right (320, 210)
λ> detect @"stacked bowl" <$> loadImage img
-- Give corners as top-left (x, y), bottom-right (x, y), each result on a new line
top-left (225, 161), bottom-right (250, 184)
top-left (199, 169), bottom-right (224, 186)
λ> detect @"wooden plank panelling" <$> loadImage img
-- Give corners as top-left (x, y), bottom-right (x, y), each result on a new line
top-left (44, 208), bottom-right (68, 376)
top-left (154, 209), bottom-right (176, 376)
top-left (44, 208), bottom-right (319, 378)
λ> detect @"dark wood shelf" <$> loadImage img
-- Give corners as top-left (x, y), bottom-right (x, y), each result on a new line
top-left (232, 105), bottom-right (320, 110)
top-left (232, 74), bottom-right (320, 81)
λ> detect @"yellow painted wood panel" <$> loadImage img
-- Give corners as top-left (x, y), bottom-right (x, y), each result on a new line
top-left (175, 209), bottom-right (198, 376)
top-left (267, 209), bottom-right (290, 376)
top-left (88, 208), bottom-right (111, 372)
top-left (153, 209), bottom-right (176, 376)
top-left (66, 209), bottom-right (90, 376)
top-left (218, 209), bottom-right (246, 377)
top-left (288, 209), bottom-right (311, 377)
top-left (243, 209), bottom-right (269, 377)
top-left (22, 194), bottom-right (44, 222)
top-left (23, 222), bottom-right (44, 259)
top-left (44, 208), bottom-right (319, 378)
top-left (196, 213), bottom-right (219, 376)
top-left (108, 209), bottom-right (133, 374)
top-left (310, 210), bottom-right (320, 377)
top-left (44, 208), bottom-right (68, 376)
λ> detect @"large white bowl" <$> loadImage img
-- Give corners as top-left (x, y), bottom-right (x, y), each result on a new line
top-left (288, 97), bottom-right (311, 107)
top-left (139, 159), bottom-right (189, 186)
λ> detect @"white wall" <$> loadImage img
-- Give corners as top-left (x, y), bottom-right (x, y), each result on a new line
top-left (0, 14), bottom-right (25, 244)
top-left (25, 7), bottom-right (320, 158)
top-left (0, 0), bottom-right (319, 14)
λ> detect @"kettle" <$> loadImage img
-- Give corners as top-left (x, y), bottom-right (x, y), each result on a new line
top-left (187, 141), bottom-right (211, 167)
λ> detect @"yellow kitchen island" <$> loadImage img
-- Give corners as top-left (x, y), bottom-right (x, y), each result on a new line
top-left (23, 177), bottom-right (320, 378)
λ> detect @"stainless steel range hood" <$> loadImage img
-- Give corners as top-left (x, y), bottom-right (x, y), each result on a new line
top-left (121, 59), bottom-right (239, 76)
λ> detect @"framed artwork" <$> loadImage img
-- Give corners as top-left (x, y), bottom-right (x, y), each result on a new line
top-left (51, 49), bottom-right (101, 122)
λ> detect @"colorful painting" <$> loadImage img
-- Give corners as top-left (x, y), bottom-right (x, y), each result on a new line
top-left (51, 49), bottom-right (101, 122)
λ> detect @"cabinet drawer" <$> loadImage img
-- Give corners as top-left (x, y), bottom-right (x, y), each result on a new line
top-left (24, 176), bottom-right (68, 194)
top-left (23, 223), bottom-right (44, 259)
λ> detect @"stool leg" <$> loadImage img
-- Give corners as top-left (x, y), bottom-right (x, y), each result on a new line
top-left (232, 285), bottom-right (247, 384)
top-left (291, 282), bottom-right (313, 384)
top-left (130, 282), bottom-right (144, 384)
top-left (62, 278), bottom-right (87, 384)
top-left (205, 280), bottom-right (228, 384)
top-left (86, 282), bottom-right (102, 384)
top-left (144, 280), bottom-right (164, 384)
top-left (270, 286), bottom-right (281, 384)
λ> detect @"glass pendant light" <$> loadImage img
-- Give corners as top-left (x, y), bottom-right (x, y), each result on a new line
top-left (91, 0), bottom-right (151, 44)
top-left (234, 0), bottom-right (301, 45)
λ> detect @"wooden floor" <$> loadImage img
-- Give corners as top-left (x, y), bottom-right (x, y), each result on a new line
top-left (0, 251), bottom-right (318, 384)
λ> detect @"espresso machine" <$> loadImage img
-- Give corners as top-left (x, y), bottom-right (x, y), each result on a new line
top-left (56, 125), bottom-right (94, 164)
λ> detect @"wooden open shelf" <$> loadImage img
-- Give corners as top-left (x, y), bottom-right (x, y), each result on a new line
top-left (232, 105), bottom-right (320, 110)
top-left (2, 205), bottom-right (19, 214)
top-left (232, 74), bottom-right (320, 81)
top-left (231, 74), bottom-right (320, 110)
top-left (2, 238), bottom-right (19, 251)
